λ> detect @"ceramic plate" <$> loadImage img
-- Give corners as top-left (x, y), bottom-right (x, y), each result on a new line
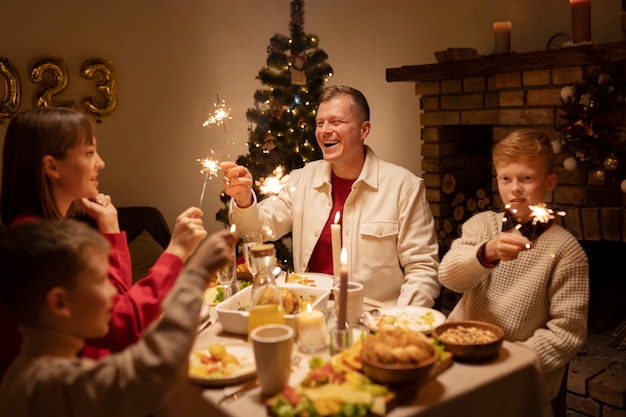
top-left (364, 306), bottom-right (446, 334)
top-left (283, 272), bottom-right (334, 289)
top-left (188, 343), bottom-right (256, 386)
top-left (203, 283), bottom-right (220, 306)
top-left (198, 303), bottom-right (211, 322)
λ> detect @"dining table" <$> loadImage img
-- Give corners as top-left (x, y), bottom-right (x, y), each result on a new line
top-left (154, 294), bottom-right (553, 417)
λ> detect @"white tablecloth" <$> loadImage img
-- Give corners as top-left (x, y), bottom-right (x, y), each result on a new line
top-left (156, 309), bottom-right (552, 417)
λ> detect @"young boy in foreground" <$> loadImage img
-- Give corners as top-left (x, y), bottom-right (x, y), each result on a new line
top-left (438, 129), bottom-right (589, 400)
top-left (0, 219), bottom-right (236, 417)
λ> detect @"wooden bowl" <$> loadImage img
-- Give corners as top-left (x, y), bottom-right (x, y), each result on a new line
top-left (360, 346), bottom-right (439, 385)
top-left (432, 320), bottom-right (504, 362)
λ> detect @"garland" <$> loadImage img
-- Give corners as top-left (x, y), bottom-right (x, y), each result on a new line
top-left (558, 65), bottom-right (626, 186)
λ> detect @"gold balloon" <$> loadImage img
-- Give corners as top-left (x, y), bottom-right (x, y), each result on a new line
top-left (30, 57), bottom-right (74, 109)
top-left (81, 58), bottom-right (117, 123)
top-left (0, 57), bottom-right (21, 124)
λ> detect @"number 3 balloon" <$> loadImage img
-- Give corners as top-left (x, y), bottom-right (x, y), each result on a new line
top-left (81, 58), bottom-right (117, 123)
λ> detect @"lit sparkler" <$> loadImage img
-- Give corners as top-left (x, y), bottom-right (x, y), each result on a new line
top-left (203, 95), bottom-right (231, 127)
top-left (197, 151), bottom-right (221, 209)
top-left (256, 165), bottom-right (289, 195)
top-left (526, 203), bottom-right (566, 248)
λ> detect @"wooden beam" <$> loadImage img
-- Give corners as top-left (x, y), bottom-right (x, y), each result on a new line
top-left (386, 41), bottom-right (626, 83)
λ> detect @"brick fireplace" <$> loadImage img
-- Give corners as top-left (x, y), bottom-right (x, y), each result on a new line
top-left (386, 42), bottom-right (626, 416)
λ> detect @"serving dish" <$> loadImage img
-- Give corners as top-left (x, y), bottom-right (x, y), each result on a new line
top-left (215, 283), bottom-right (330, 335)
top-left (363, 306), bottom-right (446, 334)
top-left (188, 343), bottom-right (256, 386)
top-left (280, 272), bottom-right (334, 290)
top-left (432, 320), bottom-right (504, 361)
top-left (360, 347), bottom-right (438, 385)
top-left (359, 328), bottom-right (439, 385)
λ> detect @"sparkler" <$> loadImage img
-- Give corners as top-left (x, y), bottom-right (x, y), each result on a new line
top-left (256, 165), bottom-right (289, 195)
top-left (197, 151), bottom-right (221, 209)
top-left (196, 94), bottom-right (233, 209)
top-left (503, 203), bottom-right (566, 249)
top-left (203, 94), bottom-right (232, 139)
top-left (526, 203), bottom-right (566, 249)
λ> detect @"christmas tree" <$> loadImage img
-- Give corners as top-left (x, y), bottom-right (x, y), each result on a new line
top-left (216, 0), bottom-right (333, 269)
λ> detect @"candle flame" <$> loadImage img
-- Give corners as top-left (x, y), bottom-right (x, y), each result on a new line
top-left (340, 247), bottom-right (347, 265)
top-left (229, 224), bottom-right (237, 233)
top-left (334, 211), bottom-right (341, 224)
top-left (306, 303), bottom-right (313, 313)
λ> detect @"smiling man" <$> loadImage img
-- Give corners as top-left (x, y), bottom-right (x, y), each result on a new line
top-left (221, 85), bottom-right (440, 307)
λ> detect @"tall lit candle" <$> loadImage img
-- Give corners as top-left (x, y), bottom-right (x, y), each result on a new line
top-left (570, 0), bottom-right (591, 43)
top-left (337, 247), bottom-right (348, 331)
top-left (493, 21), bottom-right (512, 54)
top-left (330, 211), bottom-right (341, 280)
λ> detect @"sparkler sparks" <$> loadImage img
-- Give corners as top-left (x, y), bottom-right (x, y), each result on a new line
top-left (529, 203), bottom-right (555, 225)
top-left (503, 203), bottom-right (566, 249)
top-left (203, 96), bottom-right (231, 128)
top-left (197, 151), bottom-right (221, 209)
top-left (528, 203), bottom-right (566, 249)
top-left (256, 165), bottom-right (289, 195)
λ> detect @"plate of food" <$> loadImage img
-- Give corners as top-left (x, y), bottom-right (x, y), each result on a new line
top-left (188, 343), bottom-right (256, 386)
top-left (364, 306), bottom-right (446, 334)
top-left (284, 272), bottom-right (334, 290)
top-left (203, 280), bottom-right (253, 306)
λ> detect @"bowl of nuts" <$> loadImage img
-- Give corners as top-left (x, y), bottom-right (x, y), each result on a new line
top-left (360, 326), bottom-right (439, 385)
top-left (432, 320), bottom-right (504, 361)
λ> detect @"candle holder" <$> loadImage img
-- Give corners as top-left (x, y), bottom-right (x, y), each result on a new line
top-left (329, 326), bottom-right (353, 355)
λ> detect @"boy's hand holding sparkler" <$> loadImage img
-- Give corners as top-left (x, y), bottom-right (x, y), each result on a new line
top-left (484, 233), bottom-right (533, 263)
top-left (220, 161), bottom-right (254, 208)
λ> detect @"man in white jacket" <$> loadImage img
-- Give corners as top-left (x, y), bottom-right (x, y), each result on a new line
top-left (221, 85), bottom-right (440, 307)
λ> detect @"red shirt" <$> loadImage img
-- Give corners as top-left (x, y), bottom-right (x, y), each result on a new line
top-left (0, 215), bottom-right (183, 382)
top-left (308, 173), bottom-right (355, 275)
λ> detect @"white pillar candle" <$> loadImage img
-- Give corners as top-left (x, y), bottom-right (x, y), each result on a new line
top-left (336, 247), bottom-right (348, 331)
top-left (570, 0), bottom-right (591, 43)
top-left (330, 211), bottom-right (341, 280)
top-left (493, 21), bottom-right (512, 54)
top-left (296, 305), bottom-right (326, 352)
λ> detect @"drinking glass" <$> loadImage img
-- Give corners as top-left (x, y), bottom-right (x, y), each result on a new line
top-left (243, 232), bottom-right (264, 279)
top-left (216, 257), bottom-right (237, 300)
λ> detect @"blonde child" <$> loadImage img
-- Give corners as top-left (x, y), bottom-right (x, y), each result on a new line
top-left (439, 129), bottom-right (589, 400)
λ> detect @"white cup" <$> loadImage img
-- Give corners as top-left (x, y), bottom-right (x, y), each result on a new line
top-left (250, 324), bottom-right (294, 396)
top-left (333, 282), bottom-right (364, 326)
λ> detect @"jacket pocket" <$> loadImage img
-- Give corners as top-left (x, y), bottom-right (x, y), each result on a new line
top-left (359, 221), bottom-right (398, 268)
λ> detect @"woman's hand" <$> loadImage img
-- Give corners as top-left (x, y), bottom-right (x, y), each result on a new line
top-left (219, 161), bottom-right (254, 208)
top-left (165, 206), bottom-right (208, 262)
top-left (81, 193), bottom-right (120, 234)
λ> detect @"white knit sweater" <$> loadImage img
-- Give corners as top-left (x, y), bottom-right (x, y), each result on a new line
top-left (439, 211), bottom-right (589, 399)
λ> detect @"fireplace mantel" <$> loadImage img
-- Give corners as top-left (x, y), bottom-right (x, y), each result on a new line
top-left (386, 41), bottom-right (626, 83)
top-left (385, 41), bottom-right (626, 246)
